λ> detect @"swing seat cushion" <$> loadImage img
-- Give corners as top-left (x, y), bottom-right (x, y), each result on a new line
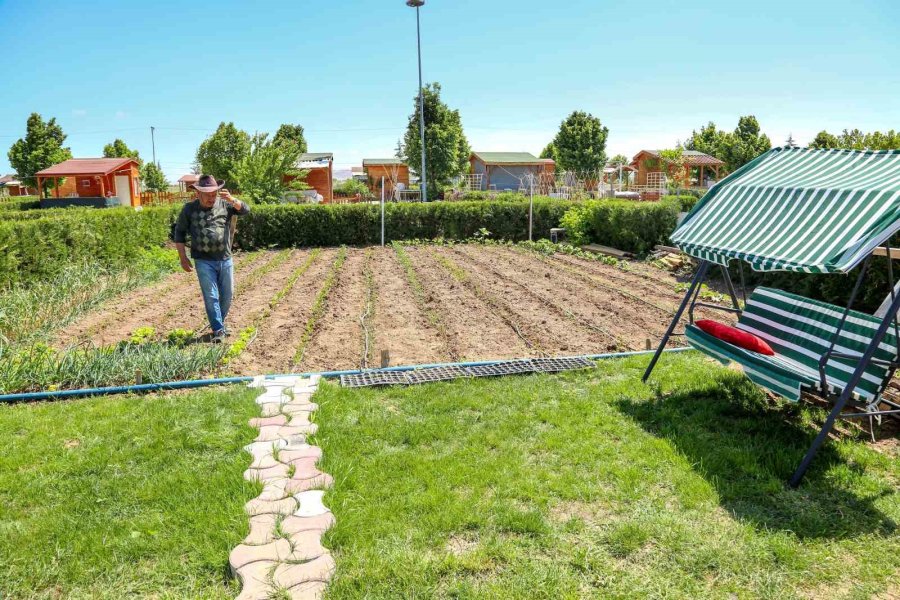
top-left (695, 319), bottom-right (774, 355)
top-left (686, 287), bottom-right (899, 403)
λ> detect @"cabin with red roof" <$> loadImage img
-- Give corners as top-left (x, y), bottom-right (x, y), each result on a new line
top-left (35, 158), bottom-right (142, 208)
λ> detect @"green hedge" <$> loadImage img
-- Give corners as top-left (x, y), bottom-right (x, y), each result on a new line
top-left (234, 199), bottom-right (576, 248)
top-left (560, 198), bottom-right (681, 254)
top-left (0, 206), bottom-right (178, 286)
top-left (0, 197), bottom-right (41, 213)
top-left (661, 194), bottom-right (701, 212)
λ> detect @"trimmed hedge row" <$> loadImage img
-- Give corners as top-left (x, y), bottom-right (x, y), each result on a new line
top-left (0, 206), bottom-right (178, 286)
top-left (234, 199), bottom-right (577, 248)
top-left (560, 198), bottom-right (681, 254)
top-left (0, 197), bottom-right (41, 213)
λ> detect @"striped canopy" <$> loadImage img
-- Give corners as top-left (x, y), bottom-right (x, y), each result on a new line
top-left (672, 147), bottom-right (900, 273)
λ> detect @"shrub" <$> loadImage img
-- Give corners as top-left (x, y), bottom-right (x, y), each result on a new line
top-left (559, 198), bottom-right (680, 253)
top-left (334, 178), bottom-right (371, 198)
top-left (0, 197), bottom-right (41, 213)
top-left (0, 205), bottom-right (178, 287)
top-left (234, 199), bottom-right (576, 248)
top-left (661, 194), bottom-right (701, 212)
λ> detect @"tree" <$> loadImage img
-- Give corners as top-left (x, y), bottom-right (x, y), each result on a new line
top-left (103, 138), bottom-right (141, 162)
top-left (7, 113), bottom-right (73, 196)
top-left (140, 162), bottom-right (168, 192)
top-left (551, 111), bottom-right (609, 176)
top-left (808, 130), bottom-right (840, 149)
top-left (722, 115), bottom-right (771, 172)
top-left (540, 142), bottom-right (560, 172)
top-left (684, 121), bottom-right (728, 160)
top-left (402, 82), bottom-right (470, 198)
top-left (272, 124), bottom-right (308, 155)
top-left (195, 122), bottom-right (251, 187)
top-left (809, 129), bottom-right (900, 151)
top-left (230, 133), bottom-right (308, 204)
top-left (658, 148), bottom-right (687, 191)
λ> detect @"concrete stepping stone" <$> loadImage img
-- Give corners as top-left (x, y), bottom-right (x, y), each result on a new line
top-left (273, 554), bottom-right (335, 590)
top-left (234, 375), bottom-right (335, 599)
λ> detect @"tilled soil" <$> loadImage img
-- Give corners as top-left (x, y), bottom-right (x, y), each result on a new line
top-left (55, 252), bottom-right (261, 347)
top-left (368, 247), bottom-right (446, 366)
top-left (58, 246), bottom-right (726, 374)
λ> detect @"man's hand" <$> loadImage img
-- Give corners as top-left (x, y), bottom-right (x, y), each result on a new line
top-left (220, 189), bottom-right (242, 211)
top-left (180, 255), bottom-right (193, 273)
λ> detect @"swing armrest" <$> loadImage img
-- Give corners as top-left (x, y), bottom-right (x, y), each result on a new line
top-left (818, 350), bottom-right (900, 393)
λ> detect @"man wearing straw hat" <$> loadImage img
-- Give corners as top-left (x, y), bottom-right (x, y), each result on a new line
top-left (172, 175), bottom-right (250, 344)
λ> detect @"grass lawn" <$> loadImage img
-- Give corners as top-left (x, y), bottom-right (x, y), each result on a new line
top-left (314, 352), bottom-right (900, 599)
top-left (0, 385), bottom-right (260, 599)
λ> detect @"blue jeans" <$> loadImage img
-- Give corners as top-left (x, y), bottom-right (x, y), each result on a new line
top-left (195, 258), bottom-right (234, 334)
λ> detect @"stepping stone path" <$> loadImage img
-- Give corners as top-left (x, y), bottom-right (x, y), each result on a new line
top-left (231, 375), bottom-right (336, 600)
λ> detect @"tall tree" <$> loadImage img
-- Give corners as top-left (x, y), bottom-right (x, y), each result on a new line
top-left (722, 115), bottom-right (771, 172)
top-left (540, 142), bottom-right (560, 171)
top-left (195, 122), bottom-right (251, 187)
top-left (808, 130), bottom-right (840, 149)
top-left (272, 124), bottom-right (308, 155)
top-left (684, 121), bottom-right (728, 159)
top-left (402, 82), bottom-right (470, 198)
top-left (103, 138), bottom-right (141, 162)
top-left (140, 162), bottom-right (168, 192)
top-left (7, 113), bottom-right (73, 196)
top-left (810, 128), bottom-right (900, 151)
top-left (551, 111), bottom-right (609, 175)
top-left (231, 133), bottom-right (308, 204)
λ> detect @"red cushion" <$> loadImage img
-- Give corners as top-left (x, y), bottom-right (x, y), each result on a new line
top-left (695, 319), bottom-right (775, 355)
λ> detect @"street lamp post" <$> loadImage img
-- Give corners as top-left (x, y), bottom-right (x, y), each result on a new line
top-left (407, 0), bottom-right (427, 202)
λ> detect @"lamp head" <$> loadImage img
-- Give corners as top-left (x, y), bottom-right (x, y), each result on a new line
top-left (406, 0), bottom-right (425, 6)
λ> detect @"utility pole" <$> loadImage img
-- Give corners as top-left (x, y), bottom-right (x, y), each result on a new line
top-left (407, 0), bottom-right (427, 202)
top-left (150, 126), bottom-right (157, 165)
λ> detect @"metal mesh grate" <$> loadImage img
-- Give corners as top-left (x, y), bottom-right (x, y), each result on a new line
top-left (468, 360), bottom-right (535, 378)
top-left (529, 356), bottom-right (595, 373)
top-left (405, 365), bottom-right (472, 385)
top-left (341, 371), bottom-right (409, 388)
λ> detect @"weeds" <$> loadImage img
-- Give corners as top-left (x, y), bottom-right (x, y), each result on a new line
top-left (292, 247), bottom-right (348, 365)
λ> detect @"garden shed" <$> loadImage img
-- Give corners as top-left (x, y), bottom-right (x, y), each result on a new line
top-left (469, 152), bottom-right (554, 191)
top-left (177, 174), bottom-right (199, 192)
top-left (363, 158), bottom-right (409, 195)
top-left (285, 152), bottom-right (333, 203)
top-left (630, 149), bottom-right (724, 191)
top-left (35, 158), bottom-right (141, 208)
top-left (0, 174), bottom-right (34, 196)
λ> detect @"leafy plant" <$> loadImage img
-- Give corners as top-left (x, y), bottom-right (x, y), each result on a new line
top-left (166, 328), bottom-right (195, 347)
top-left (222, 326), bottom-right (256, 365)
top-left (129, 326), bottom-right (156, 345)
top-left (402, 82), bottom-right (470, 198)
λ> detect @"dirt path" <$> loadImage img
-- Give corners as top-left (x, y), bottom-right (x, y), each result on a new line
top-left (55, 252), bottom-right (260, 347)
top-left (404, 246), bottom-right (532, 361)
top-left (437, 246), bottom-right (609, 356)
top-left (369, 247), bottom-right (446, 367)
top-left (471, 246), bottom-right (682, 350)
top-left (299, 250), bottom-right (367, 372)
top-left (232, 249), bottom-right (336, 376)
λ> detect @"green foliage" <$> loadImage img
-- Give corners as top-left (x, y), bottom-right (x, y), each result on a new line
top-left (129, 326), bottom-right (156, 345)
top-left (166, 328), bottom-right (196, 347)
top-left (230, 133), bottom-right (307, 204)
top-left (293, 248), bottom-right (347, 364)
top-left (808, 128), bottom-right (900, 151)
top-left (0, 197), bottom-right (41, 213)
top-left (540, 142), bottom-right (560, 171)
top-left (102, 139), bottom-right (141, 162)
top-left (0, 205), bottom-right (178, 287)
top-left (7, 113), bottom-right (73, 194)
top-left (661, 194), bottom-right (701, 212)
top-left (140, 162), bottom-right (168, 192)
top-left (222, 326), bottom-right (256, 365)
top-left (551, 110), bottom-right (609, 176)
top-left (684, 115), bottom-right (772, 174)
top-left (194, 122), bottom-right (251, 187)
top-left (272, 123), bottom-right (308, 154)
top-left (559, 198), bottom-right (681, 253)
top-left (234, 199), bottom-right (576, 248)
top-left (402, 82), bottom-right (470, 198)
top-left (334, 178), bottom-right (371, 198)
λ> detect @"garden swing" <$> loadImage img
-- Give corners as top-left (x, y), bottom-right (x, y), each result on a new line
top-left (642, 146), bottom-right (900, 487)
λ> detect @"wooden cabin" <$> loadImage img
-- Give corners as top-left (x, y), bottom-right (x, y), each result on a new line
top-left (0, 174), bottom-right (35, 196)
top-left (469, 152), bottom-right (553, 191)
top-left (630, 150), bottom-right (724, 190)
top-left (284, 152), bottom-right (333, 203)
top-left (363, 158), bottom-right (410, 195)
top-left (35, 158), bottom-right (141, 208)
top-left (177, 174), bottom-right (199, 192)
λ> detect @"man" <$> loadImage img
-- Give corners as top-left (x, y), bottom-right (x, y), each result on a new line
top-left (173, 174), bottom-right (250, 343)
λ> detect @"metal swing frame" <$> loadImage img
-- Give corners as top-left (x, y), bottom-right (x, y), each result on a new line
top-left (642, 247), bottom-right (900, 487)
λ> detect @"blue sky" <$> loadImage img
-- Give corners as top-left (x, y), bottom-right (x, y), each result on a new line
top-left (2, 0), bottom-right (898, 181)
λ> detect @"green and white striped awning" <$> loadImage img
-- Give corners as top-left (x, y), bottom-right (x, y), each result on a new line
top-left (672, 147), bottom-right (900, 273)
